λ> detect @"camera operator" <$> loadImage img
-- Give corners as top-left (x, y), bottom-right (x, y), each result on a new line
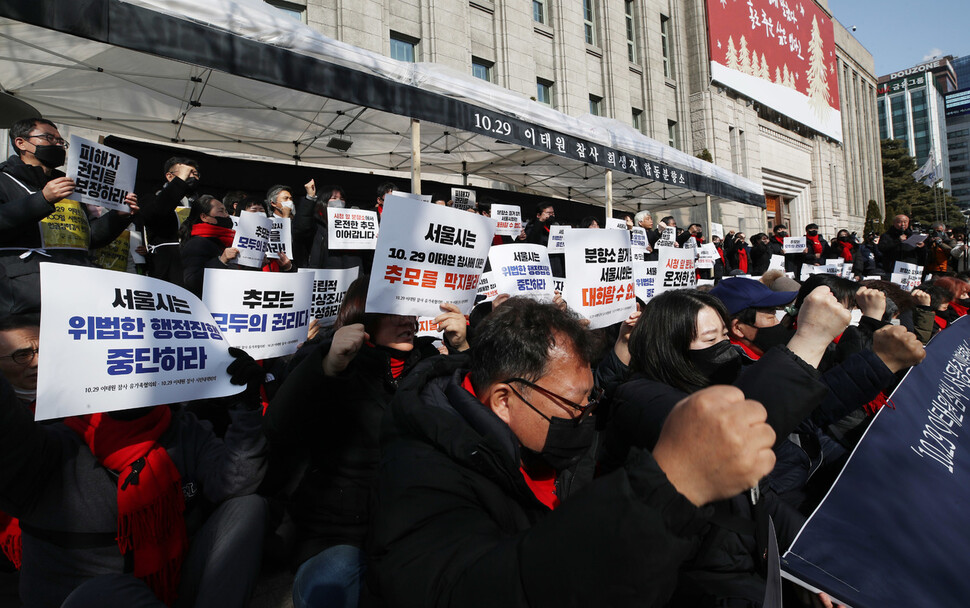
top-left (926, 221), bottom-right (954, 275)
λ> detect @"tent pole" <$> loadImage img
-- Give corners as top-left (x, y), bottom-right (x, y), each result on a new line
top-left (411, 119), bottom-right (421, 194)
top-left (705, 194), bottom-right (712, 235)
top-left (605, 169), bottom-right (613, 221)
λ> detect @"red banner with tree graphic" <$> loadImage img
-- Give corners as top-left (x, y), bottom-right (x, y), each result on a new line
top-left (706, 0), bottom-right (841, 141)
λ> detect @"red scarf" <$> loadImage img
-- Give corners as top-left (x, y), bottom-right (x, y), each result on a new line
top-left (730, 337), bottom-right (761, 361)
top-left (807, 234), bottom-right (823, 255)
top-left (190, 222), bottom-right (235, 248)
top-left (737, 247), bottom-right (748, 273)
top-left (950, 301), bottom-right (968, 317)
top-left (0, 514), bottom-right (20, 569)
top-left (834, 240), bottom-right (854, 262)
top-left (65, 406), bottom-right (187, 606)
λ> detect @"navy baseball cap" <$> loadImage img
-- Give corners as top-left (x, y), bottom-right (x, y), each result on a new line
top-left (710, 278), bottom-right (797, 316)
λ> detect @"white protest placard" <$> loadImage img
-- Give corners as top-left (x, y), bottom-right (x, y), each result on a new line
top-left (630, 227), bottom-right (648, 261)
top-left (549, 225), bottom-right (569, 252)
top-left (655, 247), bottom-right (697, 295)
top-left (697, 243), bottom-right (718, 269)
top-left (391, 190), bottom-right (432, 204)
top-left (203, 269), bottom-right (313, 359)
top-left (231, 210), bottom-right (271, 268)
top-left (783, 236), bottom-right (807, 254)
top-left (492, 204), bottom-right (523, 237)
top-left (841, 263), bottom-right (853, 279)
top-left (328, 207), bottom-right (379, 250)
top-left (450, 187), bottom-right (476, 211)
top-left (892, 261), bottom-right (922, 291)
top-left (825, 258), bottom-right (843, 267)
top-left (129, 227), bottom-right (146, 264)
top-left (266, 216), bottom-right (293, 260)
top-left (633, 260), bottom-right (658, 302)
top-left (64, 135), bottom-right (136, 212)
top-left (487, 244), bottom-right (555, 301)
top-left (800, 265), bottom-right (821, 281)
top-left (563, 228), bottom-right (636, 329)
top-left (768, 254), bottom-right (785, 271)
top-left (366, 195), bottom-right (494, 317)
top-left (299, 267), bottom-right (359, 326)
top-left (36, 263), bottom-right (237, 421)
top-left (552, 277), bottom-right (565, 295)
top-left (655, 226), bottom-right (677, 249)
top-left (477, 271), bottom-right (499, 302)
top-left (416, 317), bottom-right (442, 339)
top-left (710, 222), bottom-right (724, 240)
top-left (605, 217), bottom-right (627, 231)
top-left (820, 261), bottom-right (843, 275)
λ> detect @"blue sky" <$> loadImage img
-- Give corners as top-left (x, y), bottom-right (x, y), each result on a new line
top-left (830, 0), bottom-right (970, 77)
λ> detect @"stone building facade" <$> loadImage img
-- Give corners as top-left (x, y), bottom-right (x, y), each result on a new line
top-left (268, 0), bottom-right (883, 236)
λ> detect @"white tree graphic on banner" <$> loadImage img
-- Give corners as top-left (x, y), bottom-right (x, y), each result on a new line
top-left (759, 53), bottom-right (771, 80)
top-left (739, 36), bottom-right (752, 74)
top-left (725, 36), bottom-right (740, 71)
top-left (805, 15), bottom-right (832, 119)
top-left (751, 50), bottom-right (760, 77)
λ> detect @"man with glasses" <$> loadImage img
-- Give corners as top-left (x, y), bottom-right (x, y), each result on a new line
top-left (0, 314), bottom-right (39, 407)
top-left (139, 156), bottom-right (202, 285)
top-left (0, 118), bottom-right (138, 316)
top-left (368, 297), bottom-right (778, 607)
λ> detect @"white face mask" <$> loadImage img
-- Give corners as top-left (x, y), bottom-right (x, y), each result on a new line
top-left (328, 199), bottom-right (346, 209)
top-left (280, 200), bottom-right (296, 212)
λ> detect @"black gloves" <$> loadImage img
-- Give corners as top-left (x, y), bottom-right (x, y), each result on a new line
top-left (227, 347), bottom-right (267, 398)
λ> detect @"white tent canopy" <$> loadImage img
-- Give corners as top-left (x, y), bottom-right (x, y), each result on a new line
top-left (0, 0), bottom-right (765, 212)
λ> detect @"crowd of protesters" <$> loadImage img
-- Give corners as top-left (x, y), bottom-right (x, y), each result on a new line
top-left (1, 116), bottom-right (964, 608)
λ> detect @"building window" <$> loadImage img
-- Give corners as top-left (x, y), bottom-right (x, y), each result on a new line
top-left (950, 153), bottom-right (968, 163)
top-left (583, 0), bottom-right (597, 45)
top-left (537, 79), bottom-right (553, 106)
top-left (390, 33), bottom-right (417, 62)
top-left (589, 95), bottom-right (602, 116)
top-left (472, 58), bottom-right (493, 82)
top-left (625, 1), bottom-right (638, 63)
top-left (534, 0), bottom-right (547, 24)
top-left (668, 119), bottom-right (678, 149)
top-left (632, 108), bottom-right (643, 131)
top-left (660, 15), bottom-right (674, 78)
top-left (949, 141), bottom-right (967, 150)
top-left (264, 0), bottom-right (306, 22)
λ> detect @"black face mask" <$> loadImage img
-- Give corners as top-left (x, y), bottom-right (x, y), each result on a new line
top-left (33, 144), bottom-right (66, 169)
top-left (807, 230), bottom-right (818, 237)
top-left (751, 323), bottom-right (795, 352)
top-left (838, 235), bottom-right (850, 242)
top-left (183, 176), bottom-right (200, 193)
top-left (776, 231), bottom-right (788, 238)
top-left (214, 215), bottom-right (234, 230)
top-left (522, 414), bottom-right (597, 472)
top-left (688, 339), bottom-right (742, 385)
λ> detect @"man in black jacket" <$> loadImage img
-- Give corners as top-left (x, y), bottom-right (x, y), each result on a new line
top-left (0, 118), bottom-right (137, 316)
top-left (367, 297), bottom-right (777, 607)
top-left (139, 156), bottom-right (201, 286)
top-left (878, 214), bottom-right (925, 274)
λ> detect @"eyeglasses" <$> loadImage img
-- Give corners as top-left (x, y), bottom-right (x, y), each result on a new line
top-left (0, 346), bottom-right (39, 366)
top-left (26, 133), bottom-right (69, 148)
top-left (504, 377), bottom-right (603, 422)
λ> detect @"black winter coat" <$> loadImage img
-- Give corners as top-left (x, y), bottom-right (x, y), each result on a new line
top-left (180, 235), bottom-right (231, 298)
top-left (0, 154), bottom-right (131, 315)
top-left (878, 226), bottom-right (923, 273)
top-left (263, 338), bottom-right (431, 566)
top-left (366, 355), bottom-right (710, 608)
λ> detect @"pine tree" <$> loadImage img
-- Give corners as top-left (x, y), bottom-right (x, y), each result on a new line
top-left (782, 64), bottom-right (791, 88)
top-left (739, 36), bottom-right (752, 74)
top-left (880, 139), bottom-right (965, 230)
top-left (751, 51), bottom-right (760, 77)
top-left (759, 53), bottom-right (771, 80)
top-left (725, 36), bottom-right (739, 71)
top-left (805, 15), bottom-right (831, 119)
top-left (775, 66), bottom-right (783, 84)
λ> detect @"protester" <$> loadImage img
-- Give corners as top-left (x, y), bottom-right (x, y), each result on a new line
top-left (0, 118), bottom-right (138, 315)
top-left (263, 276), bottom-right (470, 608)
top-left (710, 277), bottom-right (797, 360)
top-left (524, 201), bottom-right (556, 246)
top-left (373, 182), bottom-right (396, 216)
top-left (140, 156), bottom-right (201, 286)
top-left (367, 297), bottom-right (778, 607)
top-left (0, 313), bottom-right (39, 409)
top-left (0, 340), bottom-right (269, 607)
top-left (924, 221), bottom-right (955, 275)
top-left (178, 195), bottom-right (239, 297)
top-left (722, 231), bottom-right (751, 274)
top-left (768, 224), bottom-right (800, 274)
top-left (831, 229), bottom-right (855, 264)
top-left (802, 223), bottom-right (830, 268)
top-left (878, 214), bottom-right (924, 273)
